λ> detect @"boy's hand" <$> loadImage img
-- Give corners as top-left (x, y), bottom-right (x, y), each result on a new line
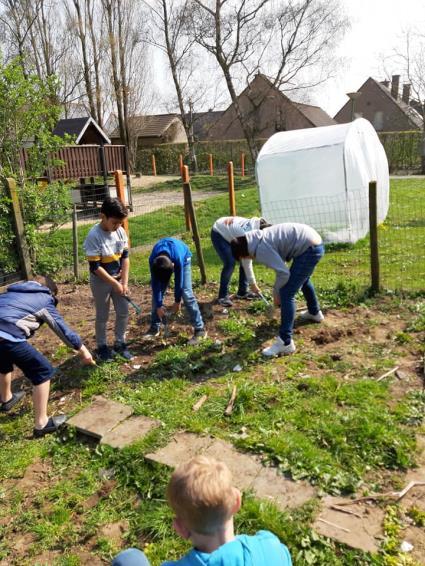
top-left (170, 302), bottom-right (181, 314)
top-left (273, 294), bottom-right (281, 307)
top-left (157, 306), bottom-right (166, 319)
top-left (250, 283), bottom-right (261, 295)
top-left (113, 280), bottom-right (124, 295)
top-left (78, 345), bottom-right (96, 366)
top-left (122, 283), bottom-right (129, 296)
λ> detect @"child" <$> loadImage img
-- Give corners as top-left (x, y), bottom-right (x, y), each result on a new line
top-left (112, 456), bottom-right (292, 565)
top-left (0, 276), bottom-right (94, 438)
top-left (211, 216), bottom-right (269, 307)
top-left (146, 237), bottom-right (206, 345)
top-left (83, 197), bottom-right (133, 361)
top-left (230, 222), bottom-right (325, 357)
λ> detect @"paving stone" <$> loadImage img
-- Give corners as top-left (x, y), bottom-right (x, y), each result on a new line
top-left (203, 439), bottom-right (263, 491)
top-left (313, 496), bottom-right (385, 553)
top-left (145, 432), bottom-right (214, 467)
top-left (67, 396), bottom-right (133, 439)
top-left (101, 416), bottom-right (161, 448)
top-left (251, 466), bottom-right (316, 510)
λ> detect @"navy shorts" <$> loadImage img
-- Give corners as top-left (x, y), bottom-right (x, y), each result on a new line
top-left (0, 340), bottom-right (55, 385)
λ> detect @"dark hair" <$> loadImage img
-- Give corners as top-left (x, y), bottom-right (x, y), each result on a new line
top-left (152, 254), bottom-right (174, 283)
top-left (230, 236), bottom-right (249, 260)
top-left (33, 275), bottom-right (58, 297)
top-left (259, 218), bottom-right (272, 230)
top-left (101, 197), bottom-right (128, 219)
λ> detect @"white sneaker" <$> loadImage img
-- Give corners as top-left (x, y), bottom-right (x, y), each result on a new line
top-left (298, 310), bottom-right (324, 323)
top-left (262, 337), bottom-right (296, 357)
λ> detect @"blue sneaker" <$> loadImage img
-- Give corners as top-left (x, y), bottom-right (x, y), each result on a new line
top-left (96, 345), bottom-right (116, 362)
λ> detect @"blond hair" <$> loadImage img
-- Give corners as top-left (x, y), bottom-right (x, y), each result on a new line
top-left (167, 456), bottom-right (237, 535)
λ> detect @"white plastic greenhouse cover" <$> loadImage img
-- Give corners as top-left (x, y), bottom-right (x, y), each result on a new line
top-left (256, 118), bottom-right (389, 243)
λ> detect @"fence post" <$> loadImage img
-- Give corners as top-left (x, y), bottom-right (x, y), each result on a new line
top-left (114, 169), bottom-right (130, 243)
top-left (182, 166), bottom-right (192, 231)
top-left (151, 154), bottom-right (157, 176)
top-left (5, 178), bottom-right (32, 279)
top-left (182, 165), bottom-right (207, 284)
top-left (99, 145), bottom-right (110, 197)
top-left (179, 154), bottom-right (184, 177)
top-left (241, 152), bottom-right (245, 177)
top-left (209, 153), bottom-right (214, 176)
top-left (227, 161), bottom-right (236, 215)
top-left (72, 204), bottom-right (79, 279)
top-left (369, 181), bottom-right (380, 293)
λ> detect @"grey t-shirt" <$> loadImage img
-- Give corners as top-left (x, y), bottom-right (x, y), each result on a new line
top-left (245, 223), bottom-right (321, 292)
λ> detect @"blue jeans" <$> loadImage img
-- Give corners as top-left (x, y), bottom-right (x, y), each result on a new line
top-left (211, 228), bottom-right (248, 298)
top-left (150, 259), bottom-right (204, 331)
top-left (112, 548), bottom-right (150, 566)
top-left (279, 244), bottom-right (324, 344)
top-left (0, 340), bottom-right (55, 386)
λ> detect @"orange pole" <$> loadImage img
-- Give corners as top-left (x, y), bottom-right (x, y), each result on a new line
top-left (227, 161), bottom-right (236, 216)
top-left (208, 153), bottom-right (214, 176)
top-left (182, 165), bottom-right (192, 230)
top-left (114, 169), bottom-right (130, 243)
top-left (179, 154), bottom-right (184, 177)
top-left (151, 154), bottom-right (157, 176)
top-left (241, 152), bottom-right (245, 177)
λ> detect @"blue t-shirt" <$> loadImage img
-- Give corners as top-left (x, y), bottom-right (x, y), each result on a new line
top-left (162, 531), bottom-right (292, 566)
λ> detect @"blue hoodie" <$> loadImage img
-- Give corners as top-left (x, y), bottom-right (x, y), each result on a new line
top-left (0, 281), bottom-right (82, 350)
top-left (162, 531), bottom-right (292, 566)
top-left (149, 238), bottom-right (192, 307)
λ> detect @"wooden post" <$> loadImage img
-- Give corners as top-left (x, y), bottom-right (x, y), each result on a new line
top-left (5, 178), bottom-right (32, 279)
top-left (114, 169), bottom-right (130, 243)
top-left (182, 165), bottom-right (192, 231)
top-left (151, 154), bottom-right (157, 176)
top-left (227, 161), bottom-right (236, 215)
top-left (179, 154), bottom-right (184, 177)
top-left (208, 153), bottom-right (214, 176)
top-left (182, 165), bottom-right (207, 284)
top-left (99, 145), bottom-right (109, 198)
top-left (72, 204), bottom-right (79, 279)
top-left (241, 152), bottom-right (245, 177)
top-left (369, 181), bottom-right (380, 293)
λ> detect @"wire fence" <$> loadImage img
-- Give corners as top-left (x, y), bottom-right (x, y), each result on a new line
top-left (4, 174), bottom-right (424, 295)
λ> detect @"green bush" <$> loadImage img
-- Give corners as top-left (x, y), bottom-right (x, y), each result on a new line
top-left (378, 130), bottom-right (423, 172)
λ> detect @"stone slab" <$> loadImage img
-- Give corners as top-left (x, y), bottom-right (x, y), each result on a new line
top-left (145, 432), bottom-right (214, 467)
top-left (67, 396), bottom-right (133, 439)
top-left (251, 465), bottom-right (316, 510)
top-left (203, 439), bottom-right (263, 491)
top-left (313, 496), bottom-right (385, 553)
top-left (101, 416), bottom-right (161, 448)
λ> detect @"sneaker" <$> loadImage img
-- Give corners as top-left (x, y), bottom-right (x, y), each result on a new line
top-left (144, 326), bottom-right (160, 338)
top-left (33, 415), bottom-right (67, 438)
top-left (96, 345), bottom-right (116, 362)
top-left (0, 390), bottom-right (26, 412)
top-left (217, 297), bottom-right (233, 307)
top-left (298, 310), bottom-right (324, 323)
top-left (114, 342), bottom-right (134, 361)
top-left (262, 337), bottom-right (296, 357)
top-left (188, 329), bottom-right (207, 346)
top-left (234, 292), bottom-right (258, 300)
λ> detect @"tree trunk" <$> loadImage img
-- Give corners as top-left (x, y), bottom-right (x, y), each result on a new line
top-left (73, 0), bottom-right (96, 118)
top-left (87, 0), bottom-right (103, 126)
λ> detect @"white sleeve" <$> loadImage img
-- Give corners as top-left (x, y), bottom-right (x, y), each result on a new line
top-left (241, 258), bottom-right (256, 284)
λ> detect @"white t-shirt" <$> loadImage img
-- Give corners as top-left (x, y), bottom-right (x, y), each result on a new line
top-left (212, 217), bottom-right (262, 284)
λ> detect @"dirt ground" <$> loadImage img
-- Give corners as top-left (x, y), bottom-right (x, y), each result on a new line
top-left (5, 282), bottom-right (425, 564)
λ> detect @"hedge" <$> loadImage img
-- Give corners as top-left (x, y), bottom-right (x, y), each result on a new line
top-left (136, 131), bottom-right (424, 175)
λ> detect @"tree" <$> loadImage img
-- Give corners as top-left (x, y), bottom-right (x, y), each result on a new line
top-left (190, 0), bottom-right (348, 160)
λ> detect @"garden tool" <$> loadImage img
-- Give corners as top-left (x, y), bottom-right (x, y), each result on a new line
top-left (124, 295), bottom-right (142, 316)
top-left (258, 292), bottom-right (275, 317)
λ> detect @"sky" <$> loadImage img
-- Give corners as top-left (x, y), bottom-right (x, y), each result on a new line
top-left (313, 0), bottom-right (425, 116)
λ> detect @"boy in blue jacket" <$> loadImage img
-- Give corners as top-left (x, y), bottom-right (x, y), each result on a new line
top-left (0, 277), bottom-right (94, 437)
top-left (146, 238), bottom-right (206, 345)
top-left (112, 456), bottom-right (292, 566)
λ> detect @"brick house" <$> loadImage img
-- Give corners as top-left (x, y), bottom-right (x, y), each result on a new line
top-left (334, 76), bottom-right (423, 131)
top-left (109, 114), bottom-right (187, 147)
top-left (206, 73), bottom-right (335, 141)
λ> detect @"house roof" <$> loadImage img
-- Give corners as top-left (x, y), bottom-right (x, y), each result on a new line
top-left (110, 114), bottom-right (182, 139)
top-left (294, 102), bottom-right (336, 127)
top-left (192, 111), bottom-right (225, 140)
top-left (53, 117), bottom-right (111, 144)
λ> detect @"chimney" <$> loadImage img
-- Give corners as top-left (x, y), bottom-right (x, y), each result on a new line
top-left (381, 80), bottom-right (390, 88)
top-left (391, 75), bottom-right (400, 99)
top-left (402, 83), bottom-right (411, 104)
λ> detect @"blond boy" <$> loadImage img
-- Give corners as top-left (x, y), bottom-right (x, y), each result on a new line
top-left (112, 456), bottom-right (292, 566)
